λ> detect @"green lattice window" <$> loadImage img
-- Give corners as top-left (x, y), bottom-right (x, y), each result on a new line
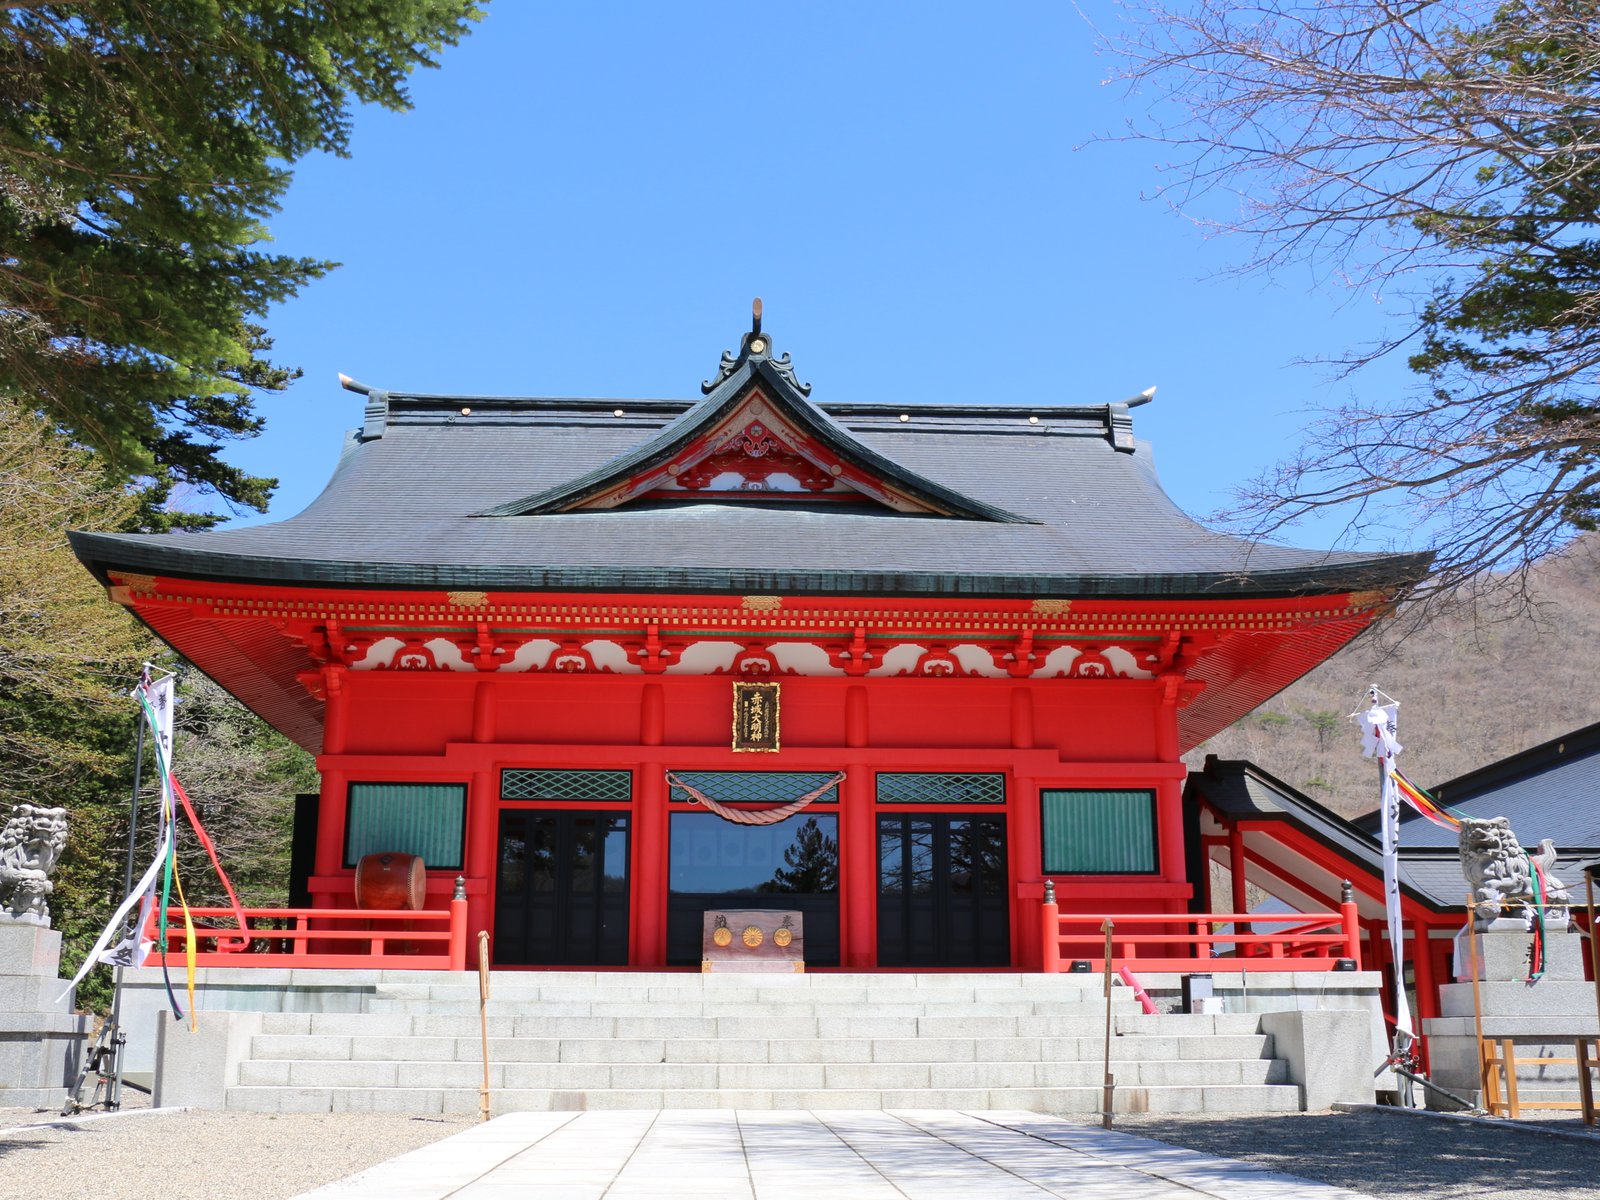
top-left (668, 771), bottom-right (840, 805)
top-left (501, 769), bottom-right (632, 803)
top-left (344, 783), bottom-right (466, 869)
top-left (1040, 789), bottom-right (1157, 874)
top-left (876, 772), bottom-right (1006, 805)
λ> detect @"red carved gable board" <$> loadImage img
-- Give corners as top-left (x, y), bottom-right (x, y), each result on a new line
top-left (576, 389), bottom-right (943, 513)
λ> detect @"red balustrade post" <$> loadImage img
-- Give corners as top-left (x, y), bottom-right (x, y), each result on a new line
top-left (449, 875), bottom-right (469, 971)
top-left (1041, 880), bottom-right (1061, 973)
top-left (1340, 880), bottom-right (1362, 967)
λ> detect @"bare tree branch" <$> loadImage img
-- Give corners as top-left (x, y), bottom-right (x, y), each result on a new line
top-left (1108, 0), bottom-right (1600, 625)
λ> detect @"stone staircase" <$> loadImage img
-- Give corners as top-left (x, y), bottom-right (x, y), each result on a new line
top-left (218, 972), bottom-right (1303, 1115)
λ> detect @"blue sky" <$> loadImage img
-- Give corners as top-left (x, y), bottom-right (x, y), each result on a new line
top-left (225, 3), bottom-right (1414, 553)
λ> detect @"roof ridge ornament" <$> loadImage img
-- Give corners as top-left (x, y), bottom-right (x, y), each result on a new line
top-left (702, 298), bottom-right (812, 396)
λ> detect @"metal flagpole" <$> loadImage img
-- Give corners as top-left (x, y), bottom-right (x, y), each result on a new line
top-left (106, 704), bottom-right (147, 1110)
top-left (65, 668), bottom-right (152, 1115)
top-left (1356, 684), bottom-right (1415, 1104)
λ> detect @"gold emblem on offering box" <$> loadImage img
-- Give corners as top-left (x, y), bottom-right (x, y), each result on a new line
top-left (702, 910), bottom-right (805, 972)
top-left (732, 681), bottom-right (780, 753)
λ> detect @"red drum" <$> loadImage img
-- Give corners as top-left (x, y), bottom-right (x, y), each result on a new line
top-left (354, 852), bottom-right (426, 910)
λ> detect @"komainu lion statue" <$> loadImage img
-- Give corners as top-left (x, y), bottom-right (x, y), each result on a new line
top-left (0, 804), bottom-right (69, 927)
top-left (1458, 815), bottom-right (1571, 927)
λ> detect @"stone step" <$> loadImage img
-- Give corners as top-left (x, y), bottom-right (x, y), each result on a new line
top-left (374, 983), bottom-right (1117, 1003)
top-left (256, 1011), bottom-right (1267, 1049)
top-left (374, 979), bottom-right (1126, 998)
top-left (236, 1055), bottom-right (1286, 1091)
top-left (224, 1081), bottom-right (1302, 1115)
top-left (257, 1009), bottom-right (1265, 1040)
top-left (361, 998), bottom-right (1147, 1019)
top-left (246, 1032), bottom-right (1274, 1067)
top-left (222, 973), bottom-right (1304, 1117)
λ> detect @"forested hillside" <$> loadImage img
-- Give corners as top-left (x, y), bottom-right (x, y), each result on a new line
top-left (1187, 537), bottom-right (1600, 818)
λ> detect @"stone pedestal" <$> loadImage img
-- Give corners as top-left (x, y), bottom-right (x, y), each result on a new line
top-left (1423, 926), bottom-right (1599, 1110)
top-left (0, 922), bottom-right (89, 1109)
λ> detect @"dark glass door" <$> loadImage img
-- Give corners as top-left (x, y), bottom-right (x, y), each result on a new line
top-left (665, 811), bottom-right (841, 966)
top-left (877, 813), bottom-right (1009, 967)
top-left (495, 810), bottom-right (629, 965)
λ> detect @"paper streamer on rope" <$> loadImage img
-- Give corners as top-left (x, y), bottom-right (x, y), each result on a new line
top-left (59, 671), bottom-right (250, 1015)
top-left (60, 673), bottom-right (180, 1004)
top-left (1526, 852), bottom-right (1550, 984)
top-left (58, 830), bottom-right (170, 1001)
top-left (1357, 694), bottom-right (1414, 1049)
top-left (666, 771), bottom-right (846, 825)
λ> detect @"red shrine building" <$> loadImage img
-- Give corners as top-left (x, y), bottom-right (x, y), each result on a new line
top-left (71, 312), bottom-right (1427, 972)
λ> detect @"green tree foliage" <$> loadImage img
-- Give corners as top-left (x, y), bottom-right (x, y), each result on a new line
top-left (1113, 0), bottom-right (1600, 609)
top-left (1304, 710), bottom-right (1342, 752)
top-left (0, 2), bottom-right (483, 516)
top-left (1, 396), bottom-right (152, 1011)
top-left (0, 399), bottom-right (319, 1009)
top-left (0, 396), bottom-right (154, 798)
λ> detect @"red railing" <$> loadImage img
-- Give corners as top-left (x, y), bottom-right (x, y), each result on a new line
top-left (1041, 890), bottom-right (1362, 974)
top-left (143, 893), bottom-right (469, 971)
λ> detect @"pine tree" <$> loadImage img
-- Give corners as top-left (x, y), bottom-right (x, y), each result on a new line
top-left (0, 3), bottom-right (483, 516)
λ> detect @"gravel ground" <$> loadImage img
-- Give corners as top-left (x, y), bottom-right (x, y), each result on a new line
top-left (1113, 1109), bottom-right (1600, 1200)
top-left (0, 1109), bottom-right (474, 1200)
top-left (0, 1105), bottom-right (1595, 1200)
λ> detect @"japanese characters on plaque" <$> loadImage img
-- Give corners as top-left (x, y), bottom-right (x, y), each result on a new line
top-left (731, 681), bottom-right (780, 752)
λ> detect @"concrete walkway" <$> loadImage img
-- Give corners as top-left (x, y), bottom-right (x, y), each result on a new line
top-left (294, 1109), bottom-right (1379, 1200)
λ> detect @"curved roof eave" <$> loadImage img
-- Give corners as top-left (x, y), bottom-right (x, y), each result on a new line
top-left (68, 529), bottom-right (1432, 601)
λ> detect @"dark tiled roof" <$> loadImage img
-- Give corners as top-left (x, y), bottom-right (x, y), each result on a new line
top-left (70, 336), bottom-right (1429, 599)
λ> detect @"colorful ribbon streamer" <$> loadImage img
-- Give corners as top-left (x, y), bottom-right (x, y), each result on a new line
top-left (1391, 769), bottom-right (1463, 831)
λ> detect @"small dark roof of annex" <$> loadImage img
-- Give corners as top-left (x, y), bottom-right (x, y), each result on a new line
top-left (69, 314), bottom-right (1431, 600)
top-left (1186, 756), bottom-right (1597, 911)
top-left (1353, 719), bottom-right (1600, 848)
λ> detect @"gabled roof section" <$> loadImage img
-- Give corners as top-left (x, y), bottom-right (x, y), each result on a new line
top-left (476, 305), bottom-right (1033, 523)
top-left (1352, 718), bottom-right (1600, 847)
top-left (1185, 756), bottom-right (1597, 913)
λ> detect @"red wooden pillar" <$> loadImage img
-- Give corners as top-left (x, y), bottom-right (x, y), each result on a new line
top-left (1156, 776), bottom-right (1186, 890)
top-left (1412, 918), bottom-right (1439, 1071)
top-left (471, 679), bottom-right (496, 743)
top-left (634, 761), bottom-right (667, 966)
top-left (632, 684), bottom-right (668, 966)
top-left (314, 765), bottom-right (347, 884)
top-left (1012, 775), bottom-right (1041, 970)
top-left (313, 665), bottom-right (350, 907)
top-left (1228, 825), bottom-right (1248, 915)
top-left (322, 665), bottom-right (349, 755)
top-left (466, 766), bottom-right (497, 964)
top-left (841, 767), bottom-right (876, 968)
top-left (841, 685), bottom-right (875, 967)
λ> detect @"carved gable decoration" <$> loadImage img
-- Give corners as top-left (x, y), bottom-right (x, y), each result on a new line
top-left (574, 392), bottom-right (936, 513)
top-left (475, 306), bottom-right (1031, 523)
